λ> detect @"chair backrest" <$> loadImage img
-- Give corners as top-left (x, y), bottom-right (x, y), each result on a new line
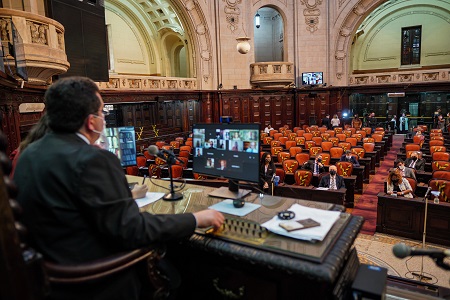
top-left (170, 141), bottom-right (180, 149)
top-left (278, 136), bottom-right (289, 145)
top-left (309, 146), bottom-right (322, 157)
top-left (148, 164), bottom-right (161, 178)
top-left (271, 140), bottom-right (281, 148)
top-left (356, 130), bottom-right (367, 138)
top-left (431, 136), bottom-right (444, 141)
top-left (185, 140), bottom-right (193, 148)
top-left (126, 166), bottom-right (139, 176)
top-left (330, 147), bottom-right (344, 158)
top-left (178, 150), bottom-right (190, 158)
top-left (155, 157), bottom-right (166, 166)
top-left (432, 152), bottom-right (450, 161)
top-left (312, 131), bottom-right (321, 137)
top-left (428, 179), bottom-right (450, 202)
top-left (351, 134), bottom-right (363, 142)
top-left (136, 156), bottom-right (147, 168)
top-left (269, 130), bottom-right (278, 137)
top-left (169, 165), bottom-right (184, 179)
top-left (161, 145), bottom-right (173, 151)
top-left (277, 151), bottom-right (291, 163)
top-left (431, 129), bottom-right (442, 133)
top-left (430, 146), bottom-right (447, 154)
top-left (336, 161), bottom-right (353, 176)
top-left (343, 130), bottom-right (352, 138)
top-left (405, 144), bottom-right (420, 152)
top-left (345, 137), bottom-right (358, 147)
top-left (431, 170), bottom-right (450, 181)
top-left (362, 127), bottom-right (372, 135)
top-left (430, 132), bottom-right (443, 138)
top-left (319, 153), bottom-right (331, 166)
top-left (295, 136), bottom-right (306, 146)
top-left (375, 127), bottom-right (385, 132)
top-left (282, 159), bottom-right (299, 174)
top-left (312, 136), bottom-right (322, 146)
top-left (321, 133), bottom-right (330, 141)
top-left (405, 177), bottom-right (417, 196)
top-left (329, 137), bottom-right (339, 146)
top-left (285, 140), bottom-right (297, 150)
top-left (263, 136), bottom-right (273, 145)
top-left (371, 134), bottom-right (383, 142)
top-left (288, 133), bottom-right (297, 141)
top-left (289, 146), bottom-right (303, 158)
top-left (336, 133), bottom-right (346, 142)
top-left (338, 142), bottom-right (351, 152)
top-left (363, 137), bottom-right (374, 143)
top-left (143, 150), bottom-right (154, 160)
top-left (273, 132), bottom-right (283, 141)
top-left (193, 173), bottom-right (207, 180)
top-left (351, 147), bottom-right (365, 159)
top-left (304, 140), bottom-right (316, 150)
top-left (429, 140), bottom-right (445, 147)
top-left (321, 141), bottom-right (333, 152)
top-left (432, 160), bottom-right (450, 171)
top-left (271, 146), bottom-right (283, 157)
top-left (303, 133), bottom-right (313, 141)
top-left (296, 130), bottom-right (305, 137)
top-left (325, 130), bottom-right (335, 137)
top-left (363, 142), bottom-right (375, 152)
top-left (318, 127), bottom-right (327, 134)
top-left (295, 153), bottom-right (310, 165)
top-left (334, 127), bottom-right (343, 134)
top-left (275, 168), bottom-right (285, 183)
top-left (413, 135), bottom-right (425, 147)
top-left (180, 145), bottom-right (192, 153)
top-left (294, 170), bottom-right (313, 186)
top-left (155, 141), bottom-right (166, 149)
top-left (176, 157), bottom-right (189, 169)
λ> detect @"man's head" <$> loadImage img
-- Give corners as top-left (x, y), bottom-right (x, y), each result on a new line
top-left (315, 154), bottom-right (323, 162)
top-left (45, 77), bottom-right (104, 143)
top-left (411, 151), bottom-right (418, 160)
top-left (395, 159), bottom-right (405, 169)
top-left (329, 165), bottom-right (337, 175)
top-left (345, 150), bottom-right (352, 160)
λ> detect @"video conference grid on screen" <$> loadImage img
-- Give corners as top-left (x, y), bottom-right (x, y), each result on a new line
top-left (192, 123), bottom-right (260, 183)
top-left (302, 72), bottom-right (323, 85)
top-left (102, 127), bottom-right (137, 167)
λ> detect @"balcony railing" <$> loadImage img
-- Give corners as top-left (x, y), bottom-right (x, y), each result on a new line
top-left (97, 75), bottom-right (197, 91)
top-left (250, 62), bottom-right (295, 88)
top-left (0, 9), bottom-right (69, 85)
top-left (349, 68), bottom-right (450, 86)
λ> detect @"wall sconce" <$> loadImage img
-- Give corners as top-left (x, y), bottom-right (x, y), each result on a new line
top-left (236, 37), bottom-right (251, 54)
top-left (255, 12), bottom-right (260, 28)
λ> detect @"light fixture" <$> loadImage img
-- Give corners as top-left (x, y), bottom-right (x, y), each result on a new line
top-left (255, 11), bottom-right (260, 28)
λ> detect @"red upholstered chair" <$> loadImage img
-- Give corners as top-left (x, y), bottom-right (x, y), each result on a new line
top-left (289, 146), bottom-right (303, 158)
top-left (176, 157), bottom-right (189, 169)
top-left (431, 136), bottom-right (445, 141)
top-left (321, 133), bottom-right (330, 141)
top-left (430, 146), bottom-right (447, 154)
top-left (338, 142), bottom-right (351, 152)
top-left (161, 145), bottom-right (173, 151)
top-left (405, 144), bottom-right (420, 153)
top-left (312, 136), bottom-right (322, 146)
top-left (170, 141), bottom-right (180, 150)
top-left (429, 140), bottom-right (445, 147)
top-left (271, 140), bottom-right (281, 147)
top-left (328, 137), bottom-right (339, 146)
top-left (325, 130), bottom-right (335, 137)
top-left (275, 168), bottom-right (285, 184)
top-left (362, 127), bottom-right (372, 135)
top-left (335, 161), bottom-right (353, 177)
top-left (345, 137), bottom-right (358, 147)
top-left (277, 151), bottom-right (291, 164)
top-left (273, 132), bottom-right (283, 141)
top-left (432, 152), bottom-right (450, 162)
top-left (126, 166), bottom-right (139, 176)
top-left (431, 170), bottom-right (450, 181)
top-left (294, 170), bottom-right (313, 186)
top-left (356, 130), bottom-right (367, 138)
top-left (143, 150), bottom-right (154, 160)
top-left (363, 137), bottom-right (374, 143)
top-left (175, 137), bottom-right (184, 145)
top-left (303, 133), bottom-right (313, 141)
top-left (318, 127), bottom-right (327, 134)
top-left (269, 130), bottom-right (278, 137)
top-left (431, 129), bottom-right (443, 133)
top-left (293, 127), bottom-right (301, 132)
top-left (288, 133), bottom-right (297, 141)
top-left (155, 157), bottom-right (166, 166)
top-left (185, 140), bottom-right (193, 148)
top-left (348, 128), bottom-right (356, 135)
top-left (263, 136), bottom-right (273, 145)
top-left (285, 140), bottom-right (296, 150)
top-left (428, 179), bottom-right (450, 202)
top-left (375, 127), bottom-right (385, 132)
top-left (330, 147), bottom-right (344, 158)
top-left (321, 141), bottom-right (333, 152)
top-left (336, 133), bottom-right (347, 142)
top-left (155, 141), bottom-right (166, 149)
top-left (279, 136), bottom-right (289, 145)
top-left (295, 136), bottom-right (306, 146)
top-left (180, 145), bottom-right (192, 153)
top-left (148, 164), bottom-right (161, 178)
top-left (430, 132), bottom-right (443, 138)
top-left (169, 165), bottom-right (184, 179)
top-left (343, 130), bottom-right (352, 138)
top-left (374, 131), bottom-right (385, 136)
top-left (136, 156), bottom-right (147, 168)
top-left (282, 159), bottom-right (299, 175)
top-left (405, 177), bottom-right (417, 197)
top-left (351, 134), bottom-right (363, 142)
top-left (319, 153), bottom-right (331, 166)
top-left (431, 160), bottom-right (450, 171)
top-left (413, 135), bottom-right (425, 147)
top-left (312, 131), bottom-right (321, 138)
top-left (193, 173), bottom-right (207, 180)
top-left (296, 130), bottom-right (305, 136)
top-left (295, 153), bottom-right (310, 165)
top-left (363, 142), bottom-right (375, 153)
top-left (304, 141), bottom-right (316, 150)
top-left (260, 132), bottom-right (268, 140)
top-left (351, 147), bottom-right (365, 159)
top-left (371, 134), bottom-right (383, 142)
top-left (178, 152), bottom-right (190, 160)
top-left (309, 146), bottom-right (322, 157)
top-left (271, 146), bottom-right (283, 157)
top-left (334, 127), bottom-right (343, 134)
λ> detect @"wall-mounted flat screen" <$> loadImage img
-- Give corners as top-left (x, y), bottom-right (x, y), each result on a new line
top-left (98, 126), bottom-right (137, 167)
top-left (302, 72), bottom-right (323, 85)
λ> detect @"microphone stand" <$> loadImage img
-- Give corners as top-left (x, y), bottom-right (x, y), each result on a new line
top-left (162, 157), bottom-right (183, 202)
top-left (412, 188), bottom-right (433, 281)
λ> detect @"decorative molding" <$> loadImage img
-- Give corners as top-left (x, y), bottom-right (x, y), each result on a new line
top-left (300, 0), bottom-right (323, 33)
top-left (223, 0), bottom-right (242, 32)
top-left (349, 68), bottom-right (450, 86)
top-left (97, 75), bottom-right (197, 91)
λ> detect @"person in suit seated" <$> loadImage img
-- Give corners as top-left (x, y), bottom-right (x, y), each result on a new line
top-left (218, 159), bottom-right (227, 170)
top-left (319, 165), bottom-right (346, 190)
top-left (339, 150), bottom-right (360, 167)
top-left (386, 169), bottom-right (413, 198)
top-left (259, 152), bottom-right (276, 194)
top-left (404, 151), bottom-right (425, 171)
top-left (302, 153), bottom-right (325, 175)
top-left (13, 77), bottom-right (225, 300)
top-left (395, 159), bottom-right (416, 180)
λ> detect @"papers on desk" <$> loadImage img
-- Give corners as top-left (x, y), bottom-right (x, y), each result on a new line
top-left (315, 187), bottom-right (329, 190)
top-left (261, 204), bottom-right (340, 242)
top-left (208, 200), bottom-right (261, 217)
top-left (135, 192), bottom-right (165, 208)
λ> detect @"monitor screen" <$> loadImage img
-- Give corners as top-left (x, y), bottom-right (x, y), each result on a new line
top-left (302, 72), bottom-right (323, 85)
top-left (192, 123), bottom-right (260, 185)
top-left (97, 126), bottom-right (137, 167)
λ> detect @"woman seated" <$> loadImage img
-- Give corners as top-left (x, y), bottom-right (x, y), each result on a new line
top-left (386, 169), bottom-right (413, 198)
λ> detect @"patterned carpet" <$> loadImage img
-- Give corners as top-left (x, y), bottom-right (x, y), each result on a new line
top-left (351, 135), bottom-right (403, 234)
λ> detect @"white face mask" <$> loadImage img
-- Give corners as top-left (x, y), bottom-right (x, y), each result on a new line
top-left (346, 156), bottom-right (352, 160)
top-left (398, 165), bottom-right (405, 170)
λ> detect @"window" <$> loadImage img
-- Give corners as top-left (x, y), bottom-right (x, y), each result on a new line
top-left (401, 26), bottom-right (421, 65)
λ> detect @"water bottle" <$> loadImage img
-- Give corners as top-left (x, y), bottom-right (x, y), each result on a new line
top-left (274, 176), bottom-right (280, 186)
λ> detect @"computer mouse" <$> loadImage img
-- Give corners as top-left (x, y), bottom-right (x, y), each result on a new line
top-left (233, 198), bottom-right (245, 208)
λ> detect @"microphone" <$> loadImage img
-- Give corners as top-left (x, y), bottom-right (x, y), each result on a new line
top-left (148, 145), bottom-right (183, 165)
top-left (271, 173), bottom-right (276, 182)
top-left (423, 187), bottom-right (432, 199)
top-left (393, 243), bottom-right (450, 259)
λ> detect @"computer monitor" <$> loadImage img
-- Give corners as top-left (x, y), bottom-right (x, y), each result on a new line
top-left (192, 123), bottom-right (260, 199)
top-left (97, 126), bottom-right (137, 167)
top-left (302, 72), bottom-right (323, 85)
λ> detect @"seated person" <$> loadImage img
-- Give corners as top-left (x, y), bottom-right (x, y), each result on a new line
top-left (318, 165), bottom-right (345, 190)
top-left (395, 159), bottom-right (416, 180)
top-left (264, 124), bottom-right (272, 134)
top-left (339, 150), bottom-right (360, 167)
top-left (302, 153), bottom-right (325, 175)
top-left (386, 169), bottom-right (413, 198)
top-left (404, 151), bottom-right (425, 171)
top-left (259, 152), bottom-right (276, 194)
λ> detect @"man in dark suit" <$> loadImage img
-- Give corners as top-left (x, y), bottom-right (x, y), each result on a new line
top-left (302, 153), bottom-right (325, 174)
top-left (395, 159), bottom-right (416, 180)
top-left (321, 114), bottom-right (331, 130)
top-left (319, 165), bottom-right (346, 190)
top-left (404, 151), bottom-right (425, 171)
top-left (13, 77), bottom-right (224, 300)
top-left (339, 150), bottom-right (360, 167)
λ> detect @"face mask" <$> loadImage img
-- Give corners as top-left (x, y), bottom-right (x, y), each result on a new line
top-left (265, 157), bottom-right (271, 162)
top-left (317, 158), bottom-right (322, 162)
top-left (412, 156), bottom-right (417, 161)
top-left (330, 170), bottom-right (336, 176)
top-left (398, 165), bottom-right (404, 170)
top-left (346, 156), bottom-right (352, 160)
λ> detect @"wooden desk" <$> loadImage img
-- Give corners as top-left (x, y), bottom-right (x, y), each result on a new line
top-left (130, 177), bottom-right (363, 299)
top-left (377, 192), bottom-right (450, 246)
top-left (310, 174), bottom-right (356, 208)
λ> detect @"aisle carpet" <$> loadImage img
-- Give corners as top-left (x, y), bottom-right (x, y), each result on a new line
top-left (352, 134), bottom-right (404, 235)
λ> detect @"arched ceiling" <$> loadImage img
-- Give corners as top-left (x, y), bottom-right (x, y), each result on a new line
top-left (134, 0), bottom-right (184, 35)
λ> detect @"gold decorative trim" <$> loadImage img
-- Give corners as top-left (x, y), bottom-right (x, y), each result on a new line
top-left (300, 0), bottom-right (323, 33)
